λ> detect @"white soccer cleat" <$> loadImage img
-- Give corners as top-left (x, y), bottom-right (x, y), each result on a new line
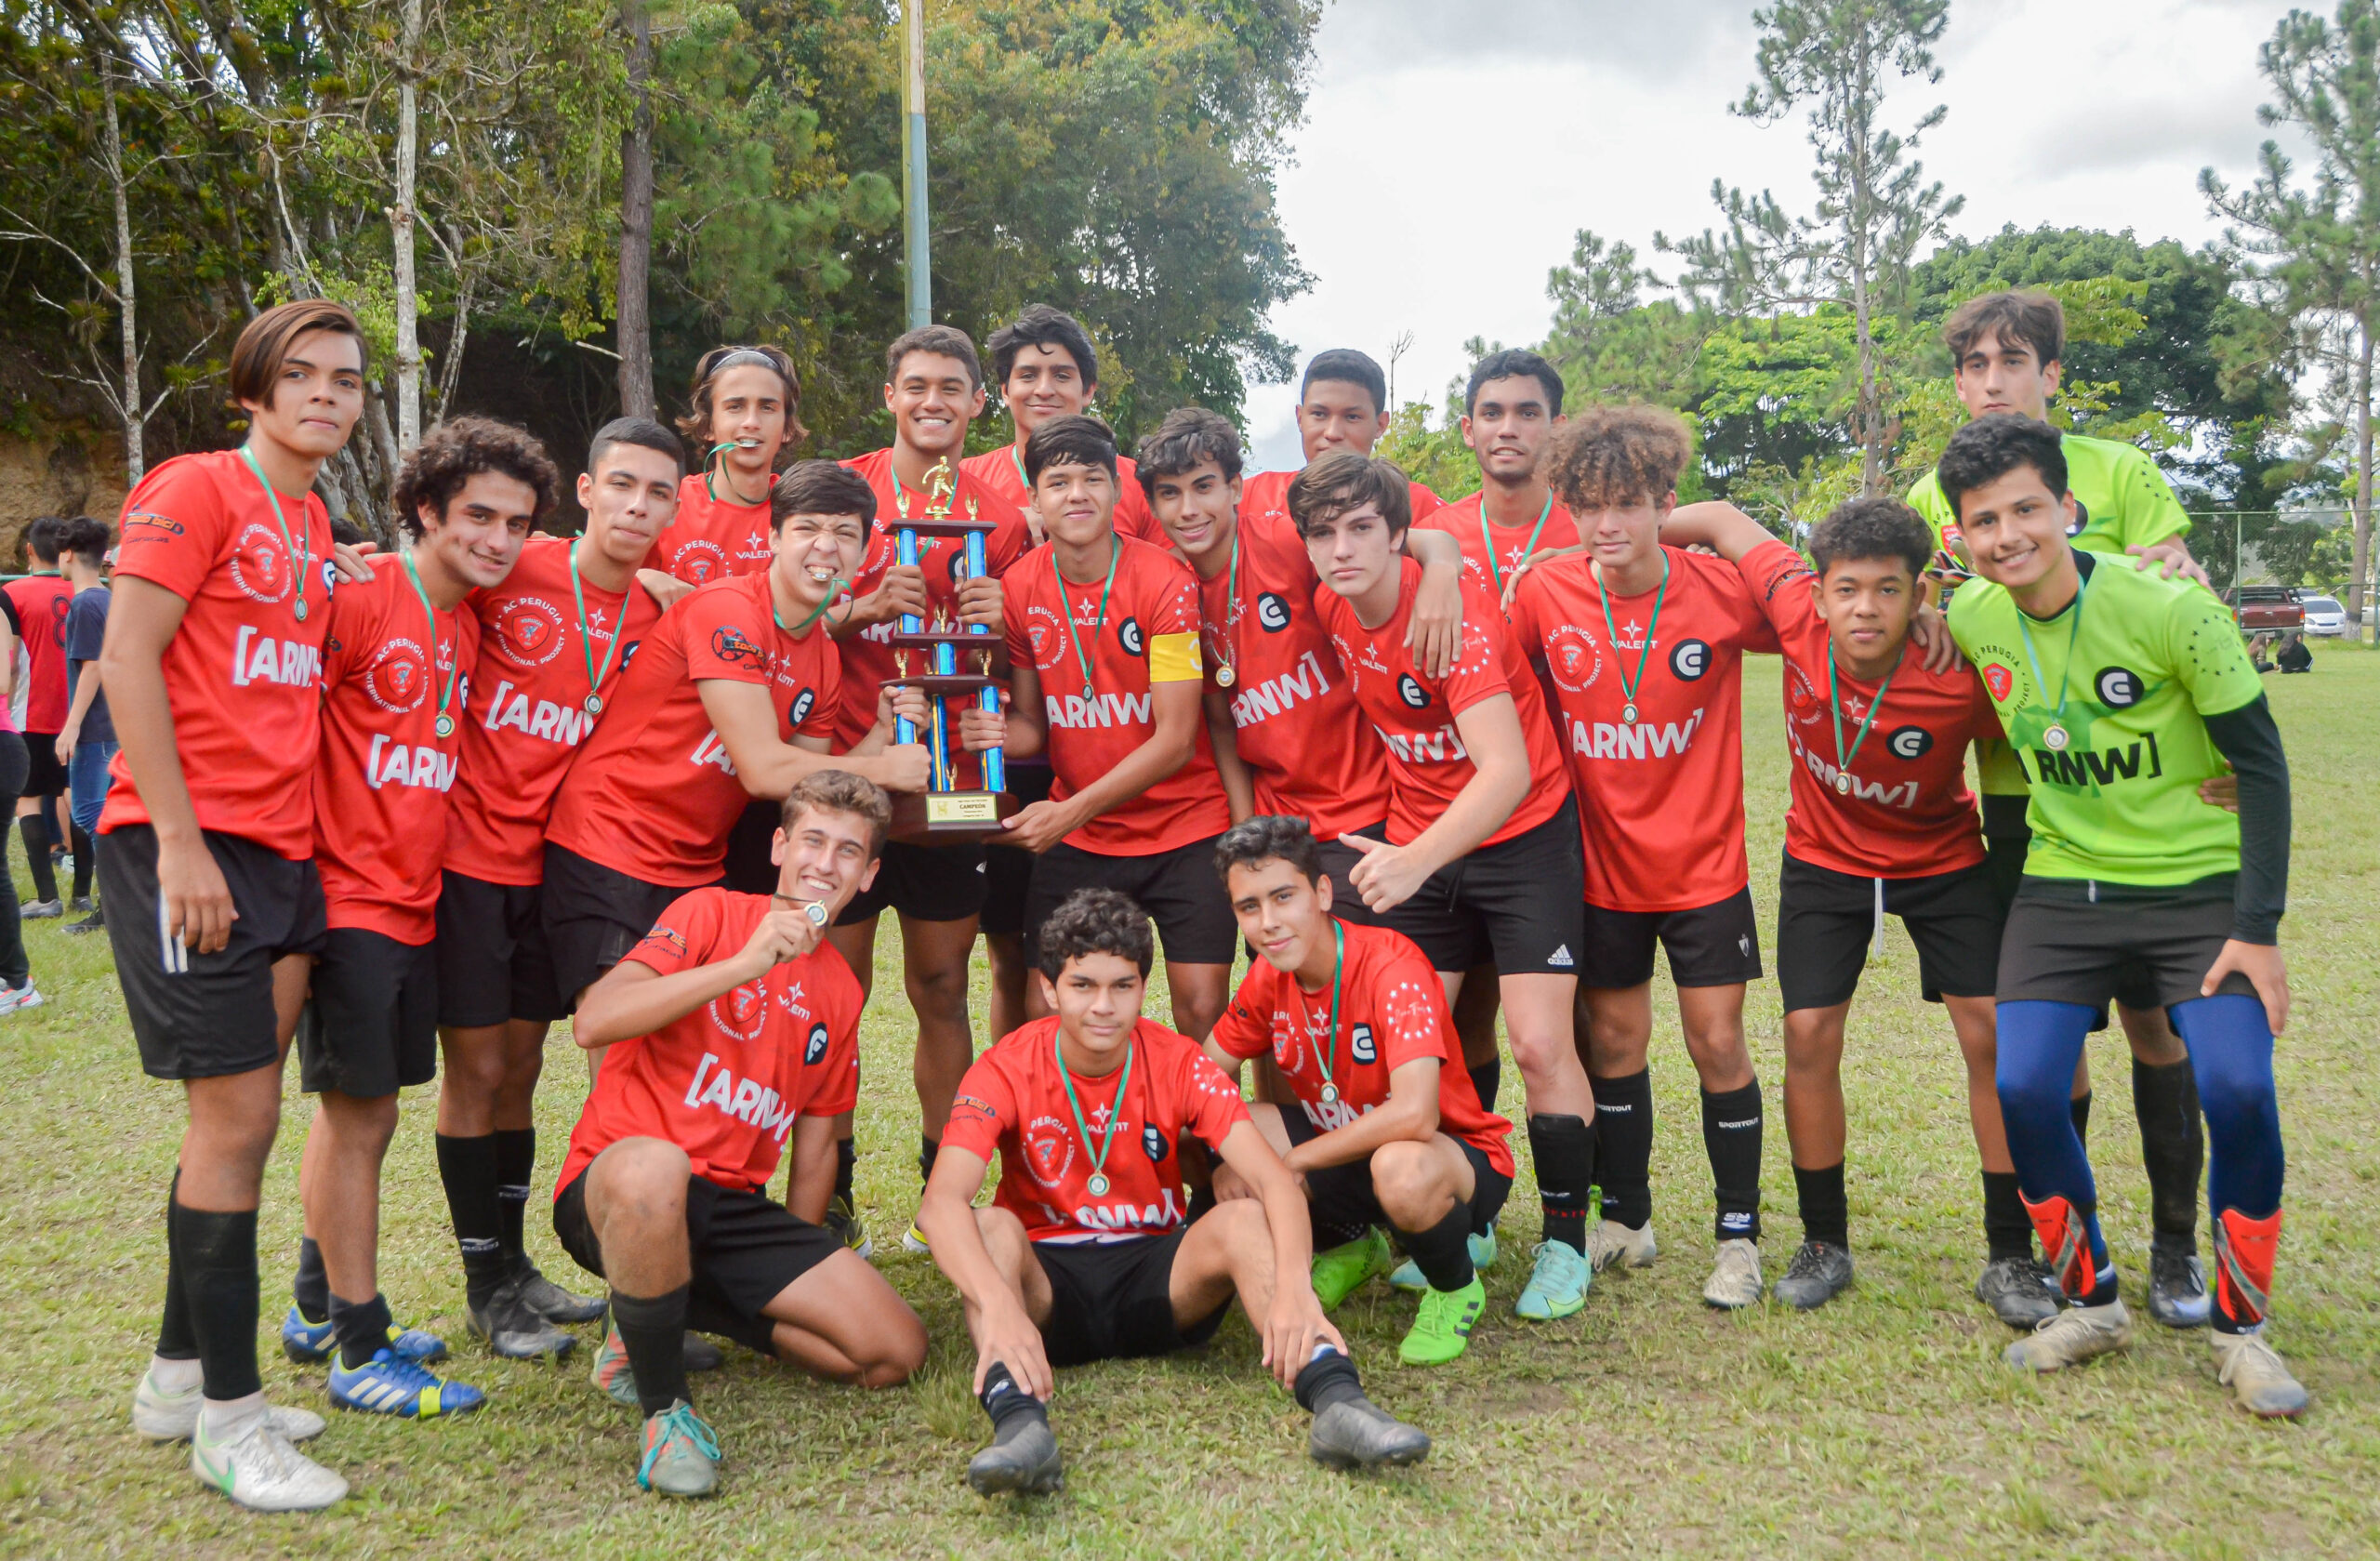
top-left (190, 1409), bottom-right (349, 1511)
top-left (1702, 1237), bottom-right (1764, 1309)
top-left (133, 1368), bottom-right (324, 1444)
top-left (1584, 1218), bottom-right (1658, 1273)
top-left (2003, 1299), bottom-right (2134, 1373)
top-left (2210, 1329), bottom-right (2309, 1419)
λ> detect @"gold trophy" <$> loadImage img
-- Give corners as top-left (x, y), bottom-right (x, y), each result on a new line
top-left (883, 458), bottom-right (1019, 841)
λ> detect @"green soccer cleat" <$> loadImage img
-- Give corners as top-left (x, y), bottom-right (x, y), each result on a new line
top-left (1513, 1239), bottom-right (1591, 1321)
top-left (1310, 1228), bottom-right (1394, 1312)
top-left (1389, 1228), bottom-right (1498, 1292)
top-left (638, 1400), bottom-right (721, 1497)
top-left (1398, 1277), bottom-right (1486, 1366)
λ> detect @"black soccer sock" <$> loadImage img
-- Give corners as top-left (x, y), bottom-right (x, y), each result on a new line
top-left (2133, 1057), bottom-right (2205, 1250)
top-left (293, 1235), bottom-right (330, 1325)
top-left (1703, 1080), bottom-right (1765, 1243)
top-left (174, 1202), bottom-right (262, 1401)
top-left (494, 1128), bottom-right (536, 1260)
top-left (1312, 1218), bottom-right (1372, 1252)
top-left (329, 1290), bottom-right (393, 1371)
top-left (1468, 1057), bottom-right (1502, 1118)
top-left (155, 1171), bottom-right (198, 1361)
top-left (1588, 1069), bottom-right (1655, 1229)
top-left (1980, 1171), bottom-right (2033, 1262)
top-left (611, 1286), bottom-right (692, 1418)
top-left (19, 814), bottom-right (55, 902)
top-left (1793, 1161), bottom-right (1848, 1251)
top-left (835, 1135), bottom-right (857, 1209)
top-left (436, 1133), bottom-right (509, 1303)
top-left (69, 825), bottom-right (91, 900)
top-left (977, 1360), bottom-right (1048, 1435)
top-left (1291, 1345), bottom-right (1364, 1416)
top-left (919, 1134), bottom-right (940, 1187)
top-left (1395, 1205), bottom-right (1475, 1292)
top-left (2069, 1089), bottom-right (2093, 1146)
top-left (1527, 1112), bottom-right (1594, 1254)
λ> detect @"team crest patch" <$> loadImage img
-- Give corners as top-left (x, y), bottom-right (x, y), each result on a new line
top-left (1024, 1117), bottom-right (1076, 1188)
top-left (362, 636), bottom-right (431, 713)
top-left (1982, 662), bottom-right (2014, 701)
top-left (228, 523), bottom-right (292, 604)
top-left (494, 596), bottom-right (567, 667)
top-left (709, 980), bottom-right (768, 1042)
top-left (1545, 624), bottom-right (1602, 694)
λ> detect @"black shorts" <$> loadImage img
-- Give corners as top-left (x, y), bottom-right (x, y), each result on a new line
top-left (554, 1167), bottom-right (840, 1356)
top-left (1278, 1106), bottom-right (1512, 1237)
top-left (1025, 835), bottom-right (1236, 967)
top-left (20, 733), bottom-right (64, 799)
top-left (1996, 879), bottom-right (2256, 1013)
top-left (1978, 825), bottom-right (2161, 1017)
top-left (542, 842), bottom-right (715, 1011)
top-left (1775, 853), bottom-right (2003, 1012)
top-left (298, 928), bottom-right (439, 1097)
top-left (1313, 827), bottom-right (1388, 930)
top-left (836, 838), bottom-right (987, 926)
top-left (980, 762), bottom-right (1054, 938)
top-left (723, 798), bottom-right (783, 895)
top-left (99, 824), bottom-right (328, 1080)
top-left (1032, 1230), bottom-right (1229, 1368)
top-left (1580, 885), bottom-right (1763, 991)
top-left (434, 871), bottom-right (567, 1027)
top-left (1383, 799), bottom-right (1586, 976)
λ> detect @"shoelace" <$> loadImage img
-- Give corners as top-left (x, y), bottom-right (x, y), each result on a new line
top-left (359, 1351), bottom-right (441, 1392)
top-left (1786, 1245), bottom-right (1834, 1280)
top-left (2217, 1333), bottom-right (2286, 1385)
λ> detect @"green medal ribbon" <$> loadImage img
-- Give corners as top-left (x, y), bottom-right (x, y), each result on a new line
top-left (1595, 550), bottom-right (1670, 725)
top-left (235, 444), bottom-right (312, 624)
top-left (2013, 566), bottom-right (2089, 755)
top-left (1051, 538), bottom-right (1120, 703)
top-left (1305, 920), bottom-right (1346, 1105)
top-left (569, 538), bottom-right (628, 717)
top-left (399, 549), bottom-right (459, 739)
top-left (1826, 644), bottom-right (1904, 796)
top-left (1479, 489), bottom-right (1554, 597)
top-left (1053, 1026), bottom-right (1136, 1197)
top-left (1212, 525), bottom-right (1243, 688)
top-left (705, 440), bottom-right (768, 507)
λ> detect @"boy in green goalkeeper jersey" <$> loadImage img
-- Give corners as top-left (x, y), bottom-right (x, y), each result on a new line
top-left (1939, 414), bottom-right (2305, 1418)
top-left (1906, 289), bottom-right (2213, 1330)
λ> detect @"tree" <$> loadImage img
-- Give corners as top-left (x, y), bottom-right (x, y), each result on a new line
top-left (1659, 0), bottom-right (1964, 495)
top-left (2203, 0), bottom-right (2380, 628)
top-left (618, 0), bottom-right (655, 419)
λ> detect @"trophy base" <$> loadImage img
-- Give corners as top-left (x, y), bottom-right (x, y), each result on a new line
top-left (890, 788), bottom-right (1021, 845)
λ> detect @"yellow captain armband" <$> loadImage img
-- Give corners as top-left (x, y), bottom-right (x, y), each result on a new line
top-left (1148, 632), bottom-right (1202, 682)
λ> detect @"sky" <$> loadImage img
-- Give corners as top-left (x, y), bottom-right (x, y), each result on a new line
top-left (1242, 0), bottom-right (2303, 471)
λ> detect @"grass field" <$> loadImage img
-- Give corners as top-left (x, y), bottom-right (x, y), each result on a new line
top-left (3, 645), bottom-right (2376, 1558)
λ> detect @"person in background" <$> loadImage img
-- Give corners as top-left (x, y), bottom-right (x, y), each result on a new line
top-left (2276, 630), bottom-right (2311, 674)
top-left (3, 515), bottom-right (79, 919)
top-left (58, 516), bottom-right (115, 934)
top-left (0, 671), bottom-right (34, 1014)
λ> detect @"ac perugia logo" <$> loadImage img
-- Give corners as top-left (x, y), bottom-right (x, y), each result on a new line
top-left (1982, 663), bottom-right (2014, 701)
top-left (2096, 667), bottom-right (2145, 708)
top-left (1350, 1023), bottom-right (1376, 1065)
top-left (1257, 592), bottom-right (1291, 631)
top-left (1885, 725), bottom-right (1933, 761)
top-left (1397, 674), bottom-right (1431, 709)
top-left (1119, 617), bottom-right (1144, 656)
top-left (1670, 639), bottom-right (1711, 680)
top-left (790, 688), bottom-right (815, 723)
top-left (1143, 1124), bottom-right (1168, 1162)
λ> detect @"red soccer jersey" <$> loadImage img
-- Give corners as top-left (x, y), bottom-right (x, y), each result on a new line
top-left (1416, 491), bottom-right (1585, 601)
top-left (445, 536), bottom-right (665, 885)
top-left (557, 888), bottom-right (863, 1197)
top-left (1316, 559), bottom-right (1569, 850)
top-left (1506, 545), bottom-right (1780, 912)
top-left (1238, 469), bottom-right (1444, 532)
top-left (1198, 509), bottom-right (1391, 837)
top-left (1739, 540), bottom-right (1997, 879)
top-left (546, 570), bottom-right (840, 888)
top-left (1210, 919), bottom-right (1515, 1175)
top-left (647, 473), bottom-right (774, 586)
top-left (960, 445), bottom-right (1167, 548)
top-left (833, 448), bottom-right (1030, 759)
top-left (941, 1015), bottom-right (1250, 1245)
top-left (99, 450), bottom-right (335, 859)
top-left (312, 562), bottom-right (478, 943)
top-left (1004, 535), bottom-right (1231, 854)
top-left (3, 574), bottom-right (73, 732)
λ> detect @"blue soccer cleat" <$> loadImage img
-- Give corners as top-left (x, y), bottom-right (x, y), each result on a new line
top-left (283, 1307), bottom-right (450, 1365)
top-left (327, 1350), bottom-right (485, 1419)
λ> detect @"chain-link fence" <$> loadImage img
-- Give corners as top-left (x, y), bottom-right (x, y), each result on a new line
top-left (2184, 509), bottom-right (2359, 597)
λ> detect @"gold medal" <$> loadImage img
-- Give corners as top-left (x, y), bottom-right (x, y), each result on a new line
top-left (2043, 723), bottom-right (2069, 751)
top-left (584, 694), bottom-right (603, 716)
top-left (1086, 1173), bottom-right (1110, 1197)
top-left (1833, 772), bottom-right (1852, 795)
top-left (1319, 1083), bottom-right (1339, 1105)
top-left (435, 714), bottom-right (455, 739)
top-left (1621, 703), bottom-right (1638, 725)
top-left (294, 598), bottom-right (309, 622)
top-left (1215, 662), bottom-right (1235, 689)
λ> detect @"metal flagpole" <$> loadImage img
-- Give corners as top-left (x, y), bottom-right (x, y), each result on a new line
top-left (902, 2), bottom-right (932, 330)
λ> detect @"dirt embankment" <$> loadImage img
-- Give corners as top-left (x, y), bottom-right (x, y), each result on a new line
top-left (0, 428), bottom-right (126, 564)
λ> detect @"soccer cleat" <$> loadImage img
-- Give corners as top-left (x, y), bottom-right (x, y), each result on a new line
top-left (1398, 1277), bottom-right (1486, 1366)
top-left (20, 899), bottom-right (60, 919)
top-left (327, 1349), bottom-right (485, 1419)
top-left (902, 1221), bottom-right (932, 1255)
top-left (133, 1369), bottom-right (324, 1445)
top-left (67, 894), bottom-right (92, 914)
top-left (1584, 1218), bottom-right (1658, 1273)
top-left (826, 1195), bottom-right (872, 1262)
top-left (1703, 1238), bottom-right (1765, 1310)
top-left (1389, 1228), bottom-right (1497, 1292)
top-left (1771, 1240), bottom-right (1854, 1311)
top-left (0, 984), bottom-right (43, 1015)
top-left (468, 1276), bottom-right (578, 1360)
top-left (590, 1316), bottom-right (640, 1408)
top-left (967, 1417), bottom-right (1064, 1496)
top-left (190, 1410), bottom-right (348, 1511)
top-left (2148, 1243), bottom-right (2213, 1329)
top-left (2003, 1298), bottom-right (2134, 1372)
top-left (2210, 1329), bottom-right (2309, 1420)
top-left (1311, 1228), bottom-right (1394, 1311)
top-left (639, 1400), bottom-right (721, 1497)
top-left (513, 1259), bottom-right (607, 1325)
top-left (282, 1306), bottom-right (448, 1365)
top-left (65, 910), bottom-right (105, 935)
top-left (1975, 1256), bottom-right (2063, 1329)
top-left (683, 1332), bottom-right (723, 1372)
top-left (1513, 1239), bottom-right (1591, 1321)
top-left (1308, 1393), bottom-right (1431, 1470)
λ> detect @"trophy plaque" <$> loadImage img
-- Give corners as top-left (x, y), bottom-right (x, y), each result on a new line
top-left (883, 457), bottom-right (1021, 842)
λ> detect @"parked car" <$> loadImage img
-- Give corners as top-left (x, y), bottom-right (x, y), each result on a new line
top-left (2296, 593), bottom-right (2348, 637)
top-left (2223, 585), bottom-right (2305, 633)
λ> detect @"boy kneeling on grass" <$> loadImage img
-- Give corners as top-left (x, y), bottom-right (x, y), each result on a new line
top-left (918, 886), bottom-right (1430, 1496)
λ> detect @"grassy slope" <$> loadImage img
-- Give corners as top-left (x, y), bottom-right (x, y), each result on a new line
top-left (1, 647), bottom-right (2374, 1559)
